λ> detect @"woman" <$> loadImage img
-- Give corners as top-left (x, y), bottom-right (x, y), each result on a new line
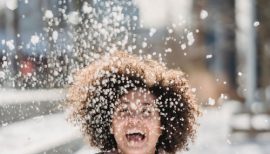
top-left (67, 51), bottom-right (199, 154)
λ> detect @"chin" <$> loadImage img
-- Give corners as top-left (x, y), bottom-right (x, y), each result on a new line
top-left (121, 148), bottom-right (152, 154)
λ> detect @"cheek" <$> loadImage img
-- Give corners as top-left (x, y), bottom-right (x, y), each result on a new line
top-left (112, 118), bottom-right (126, 135)
top-left (146, 118), bottom-right (161, 137)
top-left (112, 120), bottom-right (129, 146)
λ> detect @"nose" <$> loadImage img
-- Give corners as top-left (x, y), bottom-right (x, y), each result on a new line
top-left (127, 114), bottom-right (141, 125)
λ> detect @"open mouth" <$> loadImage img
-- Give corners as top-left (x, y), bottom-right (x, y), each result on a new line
top-left (126, 131), bottom-right (146, 142)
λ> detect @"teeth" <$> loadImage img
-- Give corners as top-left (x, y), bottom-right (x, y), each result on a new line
top-left (127, 129), bottom-right (145, 135)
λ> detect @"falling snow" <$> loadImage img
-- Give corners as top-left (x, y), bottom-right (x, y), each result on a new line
top-left (44, 10), bottom-right (54, 19)
top-left (253, 21), bottom-right (260, 27)
top-left (142, 42), bottom-right (147, 48)
top-left (206, 54), bottom-right (213, 59)
top-left (208, 97), bottom-right (216, 106)
top-left (52, 31), bottom-right (58, 42)
top-left (165, 48), bottom-right (172, 53)
top-left (168, 28), bottom-right (173, 33)
top-left (181, 43), bottom-right (187, 50)
top-left (0, 71), bottom-right (5, 79)
top-left (30, 35), bottom-right (40, 45)
top-left (238, 72), bottom-right (243, 76)
top-left (200, 10), bottom-right (208, 20)
top-left (191, 88), bottom-right (197, 93)
top-left (82, 2), bottom-right (93, 14)
top-left (6, 0), bottom-right (18, 11)
top-left (6, 40), bottom-right (15, 50)
top-left (187, 32), bottom-right (195, 46)
top-left (149, 28), bottom-right (157, 37)
top-left (67, 11), bottom-right (80, 25)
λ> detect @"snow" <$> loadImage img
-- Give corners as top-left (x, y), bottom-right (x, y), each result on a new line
top-left (82, 2), bottom-right (93, 14)
top-left (191, 88), bottom-right (197, 93)
top-left (2, 56), bottom-right (6, 61)
top-left (0, 88), bottom-right (66, 105)
top-left (231, 113), bottom-right (270, 130)
top-left (0, 113), bottom-right (81, 154)
top-left (253, 21), bottom-right (260, 27)
top-left (67, 11), bottom-right (80, 25)
top-left (206, 54), bottom-right (213, 59)
top-left (187, 32), bottom-right (195, 46)
top-left (238, 72), bottom-right (243, 76)
top-left (44, 10), bottom-right (54, 19)
top-left (207, 97), bottom-right (216, 106)
top-left (200, 10), bottom-right (208, 20)
top-left (75, 146), bottom-right (99, 154)
top-left (30, 35), bottom-right (40, 45)
top-left (181, 43), bottom-right (187, 50)
top-left (182, 102), bottom-right (270, 154)
top-left (52, 31), bottom-right (59, 42)
top-left (220, 93), bottom-right (228, 100)
top-left (165, 48), bottom-right (172, 53)
top-left (6, 40), bottom-right (15, 50)
top-left (168, 28), bottom-right (173, 33)
top-left (142, 42), bottom-right (147, 48)
top-left (0, 71), bottom-right (5, 79)
top-left (6, 0), bottom-right (18, 11)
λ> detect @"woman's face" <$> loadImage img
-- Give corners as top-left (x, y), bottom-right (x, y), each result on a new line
top-left (112, 90), bottom-right (161, 154)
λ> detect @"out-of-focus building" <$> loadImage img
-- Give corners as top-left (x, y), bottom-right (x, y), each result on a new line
top-left (257, 0), bottom-right (270, 88)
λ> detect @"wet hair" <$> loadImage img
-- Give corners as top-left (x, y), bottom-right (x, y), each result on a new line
top-left (66, 51), bottom-right (200, 153)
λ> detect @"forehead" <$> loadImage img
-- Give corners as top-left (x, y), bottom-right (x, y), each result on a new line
top-left (119, 89), bottom-right (156, 104)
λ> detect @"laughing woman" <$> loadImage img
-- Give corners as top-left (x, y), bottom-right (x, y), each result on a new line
top-left (66, 51), bottom-right (200, 154)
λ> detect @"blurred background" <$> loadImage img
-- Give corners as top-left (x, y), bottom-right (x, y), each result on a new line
top-left (0, 0), bottom-right (270, 154)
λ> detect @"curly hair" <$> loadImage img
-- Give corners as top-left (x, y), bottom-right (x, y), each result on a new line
top-left (66, 51), bottom-right (200, 153)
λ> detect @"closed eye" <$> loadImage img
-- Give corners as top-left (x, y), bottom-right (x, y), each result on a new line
top-left (119, 108), bottom-right (128, 113)
top-left (141, 107), bottom-right (153, 117)
top-left (116, 107), bottom-right (130, 117)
